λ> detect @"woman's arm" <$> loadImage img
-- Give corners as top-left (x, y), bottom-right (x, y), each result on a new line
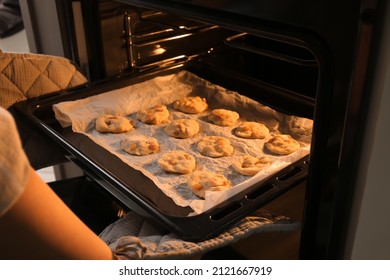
top-left (0, 167), bottom-right (114, 260)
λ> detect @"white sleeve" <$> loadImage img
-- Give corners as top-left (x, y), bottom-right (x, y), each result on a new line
top-left (0, 107), bottom-right (30, 217)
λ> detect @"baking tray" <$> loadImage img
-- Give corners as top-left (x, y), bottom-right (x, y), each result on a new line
top-left (16, 69), bottom-right (311, 241)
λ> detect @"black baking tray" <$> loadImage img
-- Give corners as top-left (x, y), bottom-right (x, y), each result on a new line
top-left (15, 68), bottom-right (310, 242)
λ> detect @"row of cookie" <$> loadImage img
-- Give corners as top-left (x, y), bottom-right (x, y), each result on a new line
top-left (95, 113), bottom-right (198, 138)
top-left (120, 134), bottom-right (290, 176)
top-left (157, 149), bottom-right (272, 175)
top-left (198, 134), bottom-right (302, 158)
top-left (120, 130), bottom-right (300, 160)
top-left (95, 95), bottom-right (271, 138)
top-left (119, 135), bottom-right (232, 157)
top-left (165, 118), bottom-right (270, 140)
top-left (96, 111), bottom-right (270, 141)
top-left (94, 105), bottom-right (239, 132)
top-left (158, 151), bottom-right (271, 198)
top-left (94, 95), bottom-right (229, 127)
top-left (95, 96), bottom-right (207, 132)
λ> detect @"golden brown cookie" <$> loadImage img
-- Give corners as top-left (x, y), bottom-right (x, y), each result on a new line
top-left (136, 104), bottom-right (170, 125)
top-left (173, 96), bottom-right (208, 114)
top-left (232, 155), bottom-right (272, 176)
top-left (234, 121), bottom-right (269, 139)
top-left (164, 118), bottom-right (200, 139)
top-left (187, 170), bottom-right (231, 198)
top-left (158, 151), bottom-right (196, 174)
top-left (197, 136), bottom-right (234, 157)
top-left (208, 109), bottom-right (239, 126)
top-left (264, 134), bottom-right (300, 155)
top-left (121, 136), bottom-right (160, 156)
top-left (95, 114), bottom-right (134, 133)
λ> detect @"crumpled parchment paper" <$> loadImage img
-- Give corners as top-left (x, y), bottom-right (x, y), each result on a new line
top-left (53, 71), bottom-right (312, 214)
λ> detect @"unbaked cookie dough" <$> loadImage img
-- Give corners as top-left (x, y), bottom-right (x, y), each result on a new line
top-left (158, 151), bottom-right (196, 174)
top-left (234, 121), bottom-right (269, 139)
top-left (164, 118), bottom-right (200, 139)
top-left (136, 104), bottom-right (170, 125)
top-left (208, 109), bottom-right (239, 126)
top-left (187, 170), bottom-right (231, 198)
top-left (173, 96), bottom-right (208, 114)
top-left (197, 136), bottom-right (234, 158)
top-left (232, 155), bottom-right (272, 176)
top-left (264, 134), bottom-right (300, 155)
top-left (95, 114), bottom-right (134, 133)
top-left (120, 136), bottom-right (160, 156)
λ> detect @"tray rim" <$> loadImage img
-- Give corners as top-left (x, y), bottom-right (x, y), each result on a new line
top-left (15, 70), bottom-right (311, 241)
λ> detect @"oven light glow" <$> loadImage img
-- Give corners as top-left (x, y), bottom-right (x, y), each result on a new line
top-left (152, 45), bottom-right (166, 55)
top-left (117, 208), bottom-right (126, 218)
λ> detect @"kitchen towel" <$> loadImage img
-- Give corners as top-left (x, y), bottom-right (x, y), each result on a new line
top-left (99, 209), bottom-right (298, 259)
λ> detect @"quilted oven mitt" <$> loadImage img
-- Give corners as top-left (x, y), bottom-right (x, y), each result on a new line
top-left (0, 49), bottom-right (87, 108)
top-left (99, 210), bottom-right (298, 260)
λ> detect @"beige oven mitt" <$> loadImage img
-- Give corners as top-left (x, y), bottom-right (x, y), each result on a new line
top-left (99, 210), bottom-right (298, 260)
top-left (0, 49), bottom-right (87, 108)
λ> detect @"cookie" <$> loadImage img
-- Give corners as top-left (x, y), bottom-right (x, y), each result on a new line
top-left (232, 155), bottom-right (272, 176)
top-left (208, 109), bottom-right (239, 126)
top-left (136, 104), bottom-right (169, 125)
top-left (197, 136), bottom-right (234, 157)
top-left (173, 96), bottom-right (208, 114)
top-left (95, 114), bottom-right (134, 133)
top-left (187, 170), bottom-right (231, 198)
top-left (158, 151), bottom-right (196, 174)
top-left (234, 121), bottom-right (269, 139)
top-left (164, 118), bottom-right (200, 139)
top-left (264, 134), bottom-right (300, 155)
top-left (120, 136), bottom-right (160, 156)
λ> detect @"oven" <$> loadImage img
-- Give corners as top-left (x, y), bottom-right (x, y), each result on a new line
top-left (17, 0), bottom-right (390, 259)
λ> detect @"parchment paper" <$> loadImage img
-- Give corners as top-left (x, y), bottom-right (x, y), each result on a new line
top-left (53, 71), bottom-right (312, 215)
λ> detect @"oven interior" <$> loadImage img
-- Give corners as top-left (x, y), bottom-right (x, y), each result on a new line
top-left (94, 1), bottom-right (318, 119)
